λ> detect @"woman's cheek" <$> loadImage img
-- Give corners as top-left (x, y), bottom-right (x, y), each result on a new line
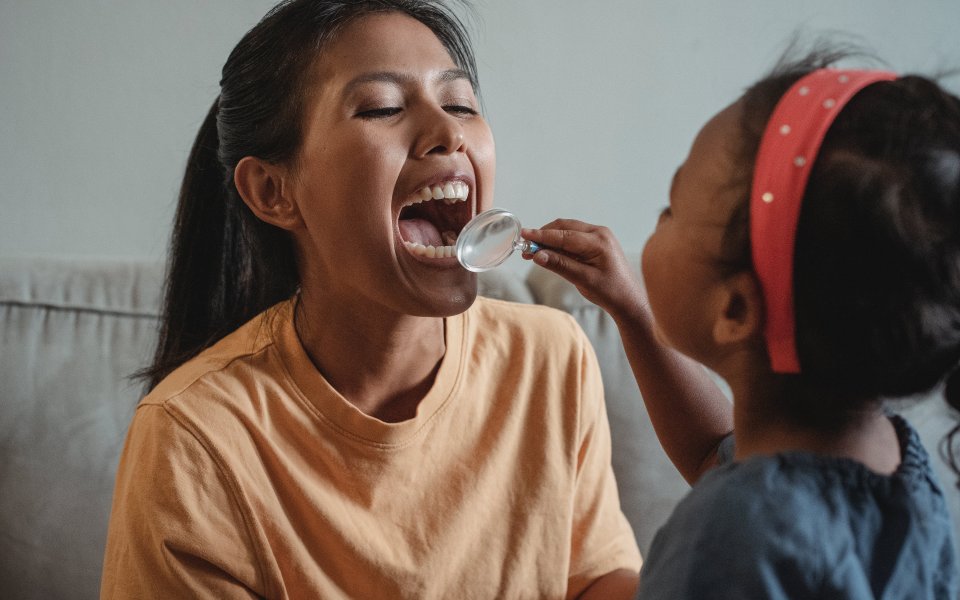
top-left (470, 136), bottom-right (496, 212)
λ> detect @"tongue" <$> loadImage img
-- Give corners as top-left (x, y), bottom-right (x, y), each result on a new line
top-left (399, 218), bottom-right (442, 246)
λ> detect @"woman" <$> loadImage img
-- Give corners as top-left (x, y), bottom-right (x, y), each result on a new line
top-left (100, 1), bottom-right (641, 598)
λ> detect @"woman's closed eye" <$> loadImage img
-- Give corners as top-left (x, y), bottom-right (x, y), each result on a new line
top-left (356, 106), bottom-right (403, 119)
top-left (354, 104), bottom-right (477, 119)
top-left (443, 104), bottom-right (478, 116)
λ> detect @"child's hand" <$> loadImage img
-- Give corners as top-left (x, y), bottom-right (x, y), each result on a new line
top-left (522, 219), bottom-right (646, 323)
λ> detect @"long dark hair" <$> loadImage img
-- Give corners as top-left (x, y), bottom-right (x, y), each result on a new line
top-left (722, 45), bottom-right (960, 478)
top-left (141, 0), bottom-right (479, 390)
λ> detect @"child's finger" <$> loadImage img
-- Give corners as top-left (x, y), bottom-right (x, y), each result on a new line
top-left (538, 218), bottom-right (597, 232)
top-left (531, 249), bottom-right (598, 289)
top-left (528, 218), bottom-right (603, 245)
top-left (521, 227), bottom-right (605, 258)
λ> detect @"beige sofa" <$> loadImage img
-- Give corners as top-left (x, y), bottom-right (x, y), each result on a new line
top-left (2, 256), bottom-right (957, 599)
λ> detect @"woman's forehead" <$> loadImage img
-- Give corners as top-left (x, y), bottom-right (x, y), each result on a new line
top-left (314, 12), bottom-right (459, 88)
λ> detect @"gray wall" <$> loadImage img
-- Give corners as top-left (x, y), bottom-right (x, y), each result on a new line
top-left (3, 1), bottom-right (960, 274)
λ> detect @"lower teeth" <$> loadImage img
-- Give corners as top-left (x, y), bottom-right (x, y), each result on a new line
top-left (403, 241), bottom-right (456, 258)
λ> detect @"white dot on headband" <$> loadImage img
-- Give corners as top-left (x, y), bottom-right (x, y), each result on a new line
top-left (823, 98), bottom-right (837, 109)
top-left (838, 74), bottom-right (850, 83)
top-left (779, 124), bottom-right (791, 135)
top-left (798, 86), bottom-right (810, 96)
top-left (762, 192), bottom-right (775, 203)
top-left (794, 156), bottom-right (807, 167)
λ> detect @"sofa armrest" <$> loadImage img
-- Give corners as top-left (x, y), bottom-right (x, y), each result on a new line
top-left (0, 257), bottom-right (162, 600)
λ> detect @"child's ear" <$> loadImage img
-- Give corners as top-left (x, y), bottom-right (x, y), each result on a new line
top-left (233, 156), bottom-right (303, 231)
top-left (712, 272), bottom-right (764, 345)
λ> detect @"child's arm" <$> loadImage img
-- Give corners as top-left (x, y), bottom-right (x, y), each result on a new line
top-left (523, 219), bottom-right (733, 484)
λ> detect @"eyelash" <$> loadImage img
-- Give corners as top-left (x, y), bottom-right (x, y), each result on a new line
top-left (356, 107), bottom-right (402, 119)
top-left (355, 105), bottom-right (478, 119)
top-left (657, 206), bottom-right (672, 221)
top-left (444, 104), bottom-right (478, 116)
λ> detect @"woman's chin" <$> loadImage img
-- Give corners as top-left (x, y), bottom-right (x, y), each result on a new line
top-left (407, 278), bottom-right (479, 318)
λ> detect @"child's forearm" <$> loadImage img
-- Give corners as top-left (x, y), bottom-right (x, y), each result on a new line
top-left (521, 221), bottom-right (733, 481)
top-left (611, 306), bottom-right (733, 484)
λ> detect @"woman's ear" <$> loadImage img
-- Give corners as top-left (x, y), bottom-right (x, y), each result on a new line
top-left (712, 271), bottom-right (764, 345)
top-left (234, 156), bottom-right (303, 231)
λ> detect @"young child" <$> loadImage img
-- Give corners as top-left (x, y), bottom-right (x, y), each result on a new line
top-left (523, 51), bottom-right (960, 598)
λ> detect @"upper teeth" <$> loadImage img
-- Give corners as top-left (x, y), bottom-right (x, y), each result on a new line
top-left (403, 181), bottom-right (469, 207)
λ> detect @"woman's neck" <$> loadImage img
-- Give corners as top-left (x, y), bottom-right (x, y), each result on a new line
top-left (723, 367), bottom-right (901, 475)
top-left (293, 288), bottom-right (447, 423)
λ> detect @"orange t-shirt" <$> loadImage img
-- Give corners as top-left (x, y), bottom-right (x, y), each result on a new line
top-left (101, 297), bottom-right (640, 599)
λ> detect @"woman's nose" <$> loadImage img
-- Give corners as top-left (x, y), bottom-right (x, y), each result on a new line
top-left (414, 109), bottom-right (466, 157)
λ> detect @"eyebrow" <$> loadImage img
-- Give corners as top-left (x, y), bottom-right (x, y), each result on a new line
top-left (341, 68), bottom-right (472, 97)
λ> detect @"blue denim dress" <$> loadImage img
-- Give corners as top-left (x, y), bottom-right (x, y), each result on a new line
top-left (636, 416), bottom-right (958, 599)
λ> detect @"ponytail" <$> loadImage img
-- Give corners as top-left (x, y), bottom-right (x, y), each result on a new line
top-left (139, 99), bottom-right (297, 390)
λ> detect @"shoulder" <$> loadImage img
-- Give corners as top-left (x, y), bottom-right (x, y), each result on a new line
top-left (471, 295), bottom-right (581, 325)
top-left (135, 301), bottom-right (295, 453)
top-left (461, 298), bottom-right (603, 425)
top-left (465, 297), bottom-right (597, 386)
top-left (672, 459), bottom-right (834, 544)
top-left (143, 301), bottom-right (291, 410)
top-left (468, 296), bottom-right (589, 349)
top-left (638, 460), bottom-right (832, 598)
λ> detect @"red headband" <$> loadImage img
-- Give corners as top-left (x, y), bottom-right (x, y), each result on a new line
top-left (750, 68), bottom-right (897, 373)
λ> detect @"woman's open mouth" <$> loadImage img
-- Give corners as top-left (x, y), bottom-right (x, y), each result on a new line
top-left (398, 180), bottom-right (472, 259)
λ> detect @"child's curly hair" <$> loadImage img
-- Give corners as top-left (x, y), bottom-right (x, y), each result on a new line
top-left (718, 45), bottom-right (960, 481)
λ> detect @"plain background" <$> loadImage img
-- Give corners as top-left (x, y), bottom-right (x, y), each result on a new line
top-left (3, 0), bottom-right (960, 277)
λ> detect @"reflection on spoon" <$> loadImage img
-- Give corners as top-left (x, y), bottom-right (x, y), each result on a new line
top-left (456, 208), bottom-right (540, 272)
